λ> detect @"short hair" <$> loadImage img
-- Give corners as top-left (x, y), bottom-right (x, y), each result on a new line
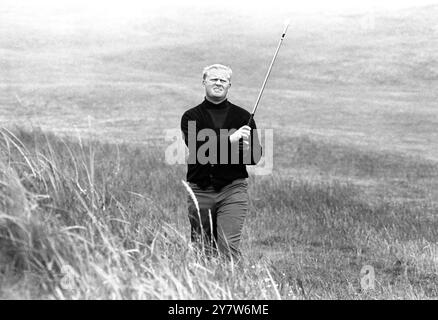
top-left (202, 64), bottom-right (232, 81)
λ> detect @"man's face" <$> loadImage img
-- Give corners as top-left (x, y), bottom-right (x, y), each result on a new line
top-left (203, 69), bottom-right (231, 102)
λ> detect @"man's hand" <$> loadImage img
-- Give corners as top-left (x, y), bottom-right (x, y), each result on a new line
top-left (230, 125), bottom-right (251, 150)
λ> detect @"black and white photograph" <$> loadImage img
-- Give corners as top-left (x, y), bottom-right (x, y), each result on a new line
top-left (1, 0), bottom-right (437, 303)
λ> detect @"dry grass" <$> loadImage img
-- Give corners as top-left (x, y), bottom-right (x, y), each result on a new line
top-left (0, 126), bottom-right (437, 299)
top-left (0, 127), bottom-right (284, 299)
top-left (1, 4), bottom-right (437, 301)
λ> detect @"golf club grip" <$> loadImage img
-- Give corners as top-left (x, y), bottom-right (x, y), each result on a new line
top-left (247, 113), bottom-right (254, 127)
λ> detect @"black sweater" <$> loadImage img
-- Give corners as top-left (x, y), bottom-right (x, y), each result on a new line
top-left (181, 98), bottom-right (263, 191)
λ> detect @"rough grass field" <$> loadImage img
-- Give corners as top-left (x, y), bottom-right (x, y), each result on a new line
top-left (0, 4), bottom-right (437, 299)
top-left (1, 127), bottom-right (437, 299)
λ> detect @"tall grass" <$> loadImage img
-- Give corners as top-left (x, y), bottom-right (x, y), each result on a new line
top-left (0, 127), bottom-right (283, 299)
top-left (0, 126), bottom-right (437, 299)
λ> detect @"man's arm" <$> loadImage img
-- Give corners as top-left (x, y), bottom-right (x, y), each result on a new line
top-left (229, 118), bottom-right (263, 165)
top-left (248, 117), bottom-right (263, 165)
top-left (180, 111), bottom-right (191, 147)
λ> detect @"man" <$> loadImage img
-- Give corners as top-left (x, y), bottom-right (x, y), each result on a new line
top-left (180, 64), bottom-right (262, 262)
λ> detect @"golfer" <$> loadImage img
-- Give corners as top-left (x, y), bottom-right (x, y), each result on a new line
top-left (181, 64), bottom-right (262, 261)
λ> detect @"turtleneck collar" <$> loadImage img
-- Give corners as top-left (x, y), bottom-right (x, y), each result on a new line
top-left (203, 97), bottom-right (229, 109)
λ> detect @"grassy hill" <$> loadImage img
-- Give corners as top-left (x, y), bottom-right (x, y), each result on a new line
top-left (0, 4), bottom-right (438, 299)
top-left (1, 4), bottom-right (437, 87)
top-left (0, 125), bottom-right (437, 299)
top-left (1, 4), bottom-right (437, 157)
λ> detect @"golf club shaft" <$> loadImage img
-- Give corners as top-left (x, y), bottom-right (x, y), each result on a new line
top-left (248, 21), bottom-right (289, 126)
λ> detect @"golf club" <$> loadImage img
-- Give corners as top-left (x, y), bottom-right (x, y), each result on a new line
top-left (247, 20), bottom-right (290, 126)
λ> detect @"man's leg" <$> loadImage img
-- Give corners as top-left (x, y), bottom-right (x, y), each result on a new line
top-left (215, 179), bottom-right (249, 262)
top-left (187, 184), bottom-right (217, 255)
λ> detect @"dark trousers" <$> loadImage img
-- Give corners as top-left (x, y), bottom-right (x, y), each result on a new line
top-left (187, 178), bottom-right (248, 261)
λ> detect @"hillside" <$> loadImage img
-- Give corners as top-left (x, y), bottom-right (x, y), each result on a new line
top-left (0, 3), bottom-right (438, 299)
